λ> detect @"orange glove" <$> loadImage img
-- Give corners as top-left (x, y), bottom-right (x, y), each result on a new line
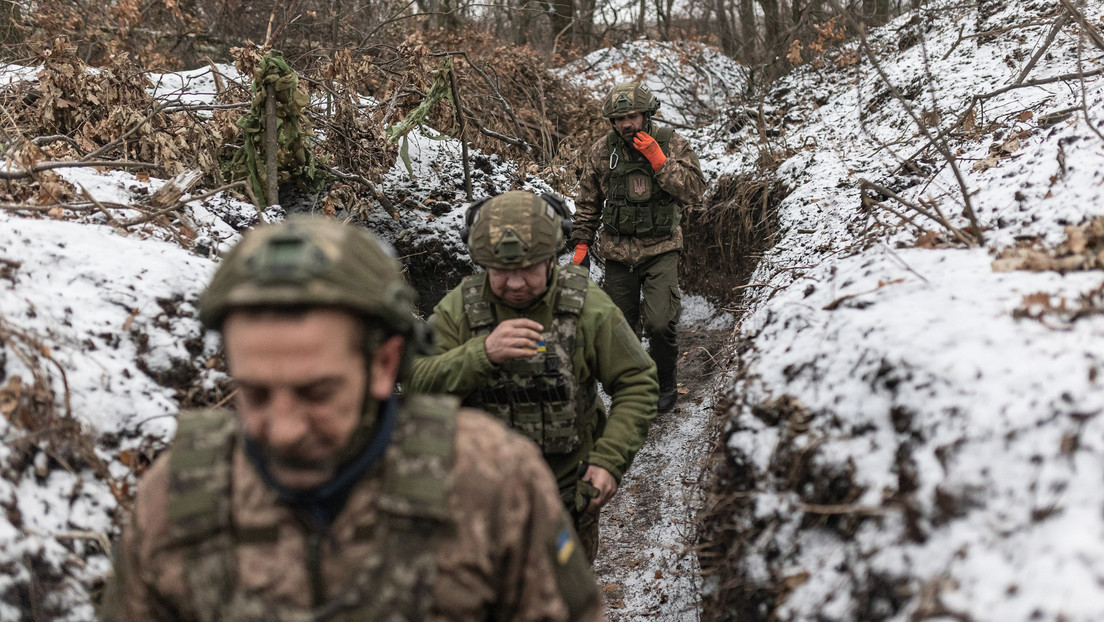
top-left (572, 244), bottom-right (590, 265)
top-left (633, 132), bottom-right (667, 170)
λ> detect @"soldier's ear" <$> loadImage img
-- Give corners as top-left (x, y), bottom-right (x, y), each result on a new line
top-left (369, 335), bottom-right (405, 400)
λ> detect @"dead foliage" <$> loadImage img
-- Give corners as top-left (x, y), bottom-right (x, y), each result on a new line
top-left (681, 173), bottom-right (788, 303)
top-left (1, 39), bottom-right (236, 183)
top-left (993, 216), bottom-right (1104, 273)
top-left (380, 30), bottom-right (602, 191)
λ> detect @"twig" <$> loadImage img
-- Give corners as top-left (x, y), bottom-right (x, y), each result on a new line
top-left (1013, 12), bottom-right (1071, 86)
top-left (431, 51), bottom-right (529, 151)
top-left (860, 179), bottom-right (974, 245)
top-left (799, 502), bottom-right (887, 516)
top-left (1076, 19), bottom-right (1104, 144)
top-left (447, 65), bottom-right (473, 201)
top-left (159, 102), bottom-right (249, 114)
top-left (834, 0), bottom-right (982, 243)
top-left (1058, 0), bottom-right (1104, 51)
top-left (0, 160), bottom-right (160, 180)
top-left (321, 163), bottom-right (399, 219)
top-left (77, 184), bottom-right (123, 229)
top-left (979, 68), bottom-right (1104, 101)
top-left (30, 135), bottom-right (83, 154)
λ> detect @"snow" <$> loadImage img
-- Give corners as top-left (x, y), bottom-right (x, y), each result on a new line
top-left (705, 0), bottom-right (1104, 619)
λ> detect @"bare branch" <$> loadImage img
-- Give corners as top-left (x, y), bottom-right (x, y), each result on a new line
top-left (0, 160), bottom-right (160, 180)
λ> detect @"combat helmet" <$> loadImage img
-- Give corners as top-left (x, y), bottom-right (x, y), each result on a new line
top-left (461, 191), bottom-right (572, 270)
top-left (198, 216), bottom-right (417, 336)
top-left (601, 81), bottom-right (660, 119)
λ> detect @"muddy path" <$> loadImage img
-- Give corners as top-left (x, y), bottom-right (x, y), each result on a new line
top-left (595, 317), bottom-right (735, 620)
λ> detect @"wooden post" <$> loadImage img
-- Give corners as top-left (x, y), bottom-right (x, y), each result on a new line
top-left (264, 83), bottom-right (279, 207)
top-left (447, 65), bottom-right (473, 202)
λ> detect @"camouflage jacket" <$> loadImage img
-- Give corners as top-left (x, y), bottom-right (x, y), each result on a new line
top-left (570, 124), bottom-right (707, 266)
top-left (409, 266), bottom-right (659, 491)
top-left (98, 400), bottom-right (604, 622)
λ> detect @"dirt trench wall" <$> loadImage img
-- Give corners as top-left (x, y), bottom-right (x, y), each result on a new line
top-left (681, 173), bottom-right (787, 305)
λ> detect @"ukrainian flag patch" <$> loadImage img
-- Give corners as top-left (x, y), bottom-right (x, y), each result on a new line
top-left (556, 529), bottom-right (575, 565)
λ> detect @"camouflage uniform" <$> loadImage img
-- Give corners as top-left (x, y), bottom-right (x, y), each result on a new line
top-left (569, 120), bottom-right (706, 408)
top-left (99, 402), bottom-right (603, 621)
top-left (410, 264), bottom-right (659, 561)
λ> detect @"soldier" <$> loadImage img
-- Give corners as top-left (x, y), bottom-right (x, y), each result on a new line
top-left (98, 217), bottom-right (603, 621)
top-left (569, 82), bottom-right (707, 413)
top-left (410, 191), bottom-right (658, 563)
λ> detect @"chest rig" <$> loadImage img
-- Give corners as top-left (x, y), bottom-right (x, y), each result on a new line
top-left (461, 264), bottom-right (595, 455)
top-left (602, 127), bottom-right (679, 238)
top-left (161, 394), bottom-right (458, 621)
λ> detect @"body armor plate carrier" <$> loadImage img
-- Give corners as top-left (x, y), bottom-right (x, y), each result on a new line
top-left (162, 394), bottom-right (458, 622)
top-left (602, 127), bottom-right (679, 238)
top-left (461, 264), bottom-right (596, 455)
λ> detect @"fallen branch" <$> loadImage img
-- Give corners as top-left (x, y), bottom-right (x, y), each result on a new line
top-left (1058, 0), bottom-right (1104, 51)
top-left (1013, 12), bottom-right (1071, 86)
top-left (860, 179), bottom-right (975, 246)
top-left (119, 181), bottom-right (249, 227)
top-left (321, 163), bottom-right (399, 219)
top-left (0, 160), bottom-right (160, 180)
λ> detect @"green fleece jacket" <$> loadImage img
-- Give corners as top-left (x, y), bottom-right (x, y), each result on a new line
top-left (410, 267), bottom-right (659, 491)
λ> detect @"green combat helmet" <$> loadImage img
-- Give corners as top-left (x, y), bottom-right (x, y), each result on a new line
top-left (198, 216), bottom-right (417, 337)
top-left (601, 81), bottom-right (660, 119)
top-left (461, 191), bottom-right (572, 270)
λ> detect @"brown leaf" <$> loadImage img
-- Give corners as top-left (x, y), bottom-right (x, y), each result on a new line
top-left (1018, 110), bottom-right (1034, 122)
top-left (135, 171), bottom-right (150, 183)
top-left (47, 207), bottom-right (63, 219)
top-left (0, 376), bottom-right (22, 419)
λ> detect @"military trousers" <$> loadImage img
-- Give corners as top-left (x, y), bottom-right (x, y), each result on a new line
top-left (603, 251), bottom-right (681, 382)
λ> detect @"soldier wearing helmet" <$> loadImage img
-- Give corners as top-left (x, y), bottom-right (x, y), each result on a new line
top-left (98, 217), bottom-right (603, 621)
top-left (410, 191), bottom-right (659, 563)
top-left (569, 81), bottom-right (707, 414)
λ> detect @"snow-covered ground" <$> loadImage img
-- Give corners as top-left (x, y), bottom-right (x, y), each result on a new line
top-left (701, 1), bottom-right (1104, 619)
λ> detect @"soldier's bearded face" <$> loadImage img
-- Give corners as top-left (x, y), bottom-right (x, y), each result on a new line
top-left (223, 309), bottom-right (369, 490)
top-left (611, 112), bottom-right (645, 142)
top-left (487, 260), bottom-right (552, 308)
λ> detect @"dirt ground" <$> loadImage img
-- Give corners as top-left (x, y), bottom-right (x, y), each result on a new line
top-left (595, 321), bottom-right (736, 620)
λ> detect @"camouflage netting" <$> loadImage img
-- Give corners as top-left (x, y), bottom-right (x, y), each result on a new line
top-left (225, 54), bottom-right (323, 207)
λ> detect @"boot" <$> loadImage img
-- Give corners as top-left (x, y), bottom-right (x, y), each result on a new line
top-left (657, 369), bottom-right (677, 413)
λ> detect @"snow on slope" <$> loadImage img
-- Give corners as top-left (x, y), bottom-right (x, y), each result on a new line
top-left (703, 1), bottom-right (1104, 619)
top-left (558, 39), bottom-right (747, 126)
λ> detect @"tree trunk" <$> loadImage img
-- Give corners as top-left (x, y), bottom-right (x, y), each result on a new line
top-left (739, 0), bottom-right (757, 64)
top-left (545, 0), bottom-right (575, 47)
top-left (714, 0), bottom-right (736, 56)
top-left (759, 0), bottom-right (782, 64)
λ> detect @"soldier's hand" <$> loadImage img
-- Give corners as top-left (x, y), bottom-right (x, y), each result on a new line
top-left (484, 318), bottom-right (545, 364)
top-left (582, 465), bottom-right (618, 513)
top-left (571, 244), bottom-right (590, 268)
top-left (633, 132), bottom-right (667, 171)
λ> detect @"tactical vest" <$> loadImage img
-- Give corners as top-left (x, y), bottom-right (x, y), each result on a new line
top-left (162, 394), bottom-right (458, 622)
top-left (602, 127), bottom-right (679, 238)
top-left (460, 264), bottom-right (596, 455)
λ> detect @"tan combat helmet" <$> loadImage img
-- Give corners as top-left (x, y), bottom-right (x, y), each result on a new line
top-left (198, 216), bottom-right (417, 336)
top-left (461, 191), bottom-right (571, 270)
top-left (601, 81), bottom-right (660, 118)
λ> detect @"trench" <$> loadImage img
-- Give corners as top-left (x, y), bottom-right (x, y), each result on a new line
top-left (591, 171), bottom-right (788, 620)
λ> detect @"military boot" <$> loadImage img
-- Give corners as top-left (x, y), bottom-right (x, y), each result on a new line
top-left (658, 369), bottom-right (677, 413)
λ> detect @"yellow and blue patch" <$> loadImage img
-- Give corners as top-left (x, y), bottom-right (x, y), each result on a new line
top-left (556, 529), bottom-right (576, 565)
